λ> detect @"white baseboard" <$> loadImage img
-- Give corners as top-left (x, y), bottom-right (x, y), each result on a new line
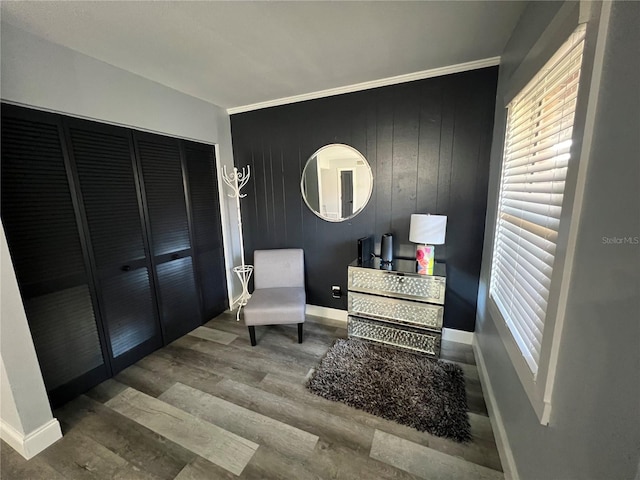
top-left (1, 418), bottom-right (62, 460)
top-left (305, 304), bottom-right (348, 323)
top-left (472, 338), bottom-right (519, 480)
top-left (442, 328), bottom-right (474, 345)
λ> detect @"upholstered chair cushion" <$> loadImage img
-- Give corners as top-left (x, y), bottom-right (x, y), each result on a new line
top-left (243, 248), bottom-right (306, 345)
top-left (243, 287), bottom-right (305, 326)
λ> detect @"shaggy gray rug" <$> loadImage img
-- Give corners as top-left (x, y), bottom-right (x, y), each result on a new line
top-left (306, 338), bottom-right (471, 442)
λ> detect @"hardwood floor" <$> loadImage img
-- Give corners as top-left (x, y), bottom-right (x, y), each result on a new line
top-left (1, 311), bottom-right (503, 479)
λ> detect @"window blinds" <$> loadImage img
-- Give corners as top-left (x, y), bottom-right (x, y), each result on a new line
top-left (490, 25), bottom-right (586, 375)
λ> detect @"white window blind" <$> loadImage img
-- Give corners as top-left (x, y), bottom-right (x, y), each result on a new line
top-left (490, 25), bottom-right (586, 376)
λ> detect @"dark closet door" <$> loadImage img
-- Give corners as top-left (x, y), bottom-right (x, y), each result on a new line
top-left (65, 118), bottom-right (162, 372)
top-left (0, 105), bottom-right (110, 405)
top-left (133, 132), bottom-right (201, 342)
top-left (184, 141), bottom-right (228, 320)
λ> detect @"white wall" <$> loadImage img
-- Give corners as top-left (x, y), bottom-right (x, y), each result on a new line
top-left (0, 359), bottom-right (21, 434)
top-left (1, 21), bottom-right (243, 307)
top-left (475, 1), bottom-right (640, 479)
top-left (0, 21), bottom-right (242, 310)
top-left (2, 22), bottom-right (218, 144)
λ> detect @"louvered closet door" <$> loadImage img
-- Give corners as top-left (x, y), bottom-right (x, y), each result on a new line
top-left (184, 141), bottom-right (228, 320)
top-left (134, 132), bottom-right (201, 343)
top-left (66, 119), bottom-right (162, 372)
top-left (0, 105), bottom-right (109, 405)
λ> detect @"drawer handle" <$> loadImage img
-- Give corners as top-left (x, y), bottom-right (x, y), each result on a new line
top-left (171, 253), bottom-right (180, 260)
top-left (121, 265), bottom-right (131, 272)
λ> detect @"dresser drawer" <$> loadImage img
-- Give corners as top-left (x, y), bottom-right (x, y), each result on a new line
top-left (348, 266), bottom-right (445, 304)
top-left (348, 315), bottom-right (441, 356)
top-left (348, 292), bottom-right (443, 330)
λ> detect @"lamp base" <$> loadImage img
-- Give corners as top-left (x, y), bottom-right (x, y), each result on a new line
top-left (416, 244), bottom-right (434, 275)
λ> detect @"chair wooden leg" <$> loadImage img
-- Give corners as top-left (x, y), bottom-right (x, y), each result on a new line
top-left (248, 326), bottom-right (257, 346)
top-left (298, 323), bottom-right (303, 344)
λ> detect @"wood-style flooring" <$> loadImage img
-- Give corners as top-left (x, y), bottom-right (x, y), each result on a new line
top-left (1, 311), bottom-right (503, 479)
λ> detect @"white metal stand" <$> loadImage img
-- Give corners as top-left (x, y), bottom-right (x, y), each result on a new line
top-left (232, 264), bottom-right (253, 322)
top-left (222, 165), bottom-right (252, 321)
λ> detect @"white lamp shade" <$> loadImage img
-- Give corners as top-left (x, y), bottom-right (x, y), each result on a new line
top-left (409, 214), bottom-right (447, 245)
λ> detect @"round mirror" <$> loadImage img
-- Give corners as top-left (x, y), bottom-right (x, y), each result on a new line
top-left (300, 144), bottom-right (373, 222)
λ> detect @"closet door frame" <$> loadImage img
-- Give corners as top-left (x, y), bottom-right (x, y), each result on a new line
top-left (58, 115), bottom-right (115, 385)
top-left (3, 104), bottom-right (228, 406)
top-left (62, 117), bottom-right (165, 372)
top-left (179, 140), bottom-right (207, 323)
top-left (1, 104), bottom-right (113, 406)
top-left (182, 139), bottom-right (229, 321)
top-left (131, 132), bottom-right (204, 340)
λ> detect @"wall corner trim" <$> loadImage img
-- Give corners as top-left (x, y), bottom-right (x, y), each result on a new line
top-left (227, 56), bottom-right (501, 115)
top-left (305, 304), bottom-right (348, 323)
top-left (0, 418), bottom-right (62, 460)
top-left (472, 337), bottom-right (520, 480)
top-left (442, 328), bottom-right (474, 345)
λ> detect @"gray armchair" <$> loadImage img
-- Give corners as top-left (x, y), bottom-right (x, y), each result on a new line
top-left (243, 249), bottom-right (306, 346)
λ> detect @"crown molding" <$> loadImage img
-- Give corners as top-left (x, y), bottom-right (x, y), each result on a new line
top-left (227, 56), bottom-right (500, 115)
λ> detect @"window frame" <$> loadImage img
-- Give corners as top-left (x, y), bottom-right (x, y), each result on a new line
top-left (487, 10), bottom-right (606, 424)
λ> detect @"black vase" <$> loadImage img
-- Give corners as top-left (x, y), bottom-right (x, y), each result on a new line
top-left (380, 233), bottom-right (393, 263)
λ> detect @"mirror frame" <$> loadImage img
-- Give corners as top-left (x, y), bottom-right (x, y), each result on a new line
top-left (300, 143), bottom-right (373, 223)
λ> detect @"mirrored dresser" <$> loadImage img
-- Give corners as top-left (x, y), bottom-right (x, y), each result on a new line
top-left (347, 258), bottom-right (446, 357)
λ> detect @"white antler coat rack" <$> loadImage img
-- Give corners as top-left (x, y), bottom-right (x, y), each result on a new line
top-left (222, 165), bottom-right (252, 321)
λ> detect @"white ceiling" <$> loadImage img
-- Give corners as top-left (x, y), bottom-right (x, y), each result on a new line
top-left (1, 1), bottom-right (526, 112)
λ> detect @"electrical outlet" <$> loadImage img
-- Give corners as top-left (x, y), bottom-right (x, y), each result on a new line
top-left (331, 285), bottom-right (342, 298)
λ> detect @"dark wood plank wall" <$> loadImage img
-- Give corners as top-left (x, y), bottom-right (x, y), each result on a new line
top-left (230, 67), bottom-right (498, 331)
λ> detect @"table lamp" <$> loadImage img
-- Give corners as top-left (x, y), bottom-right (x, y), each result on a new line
top-left (409, 214), bottom-right (447, 274)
